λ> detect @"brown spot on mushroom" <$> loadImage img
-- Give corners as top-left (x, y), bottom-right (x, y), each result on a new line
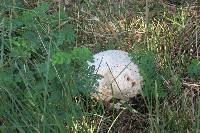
top-left (132, 81), bottom-right (136, 87)
top-left (127, 77), bottom-right (130, 81)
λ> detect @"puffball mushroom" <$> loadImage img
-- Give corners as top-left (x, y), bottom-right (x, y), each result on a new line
top-left (88, 50), bottom-right (143, 102)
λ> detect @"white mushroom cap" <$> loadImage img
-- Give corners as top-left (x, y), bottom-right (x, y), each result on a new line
top-left (88, 50), bottom-right (143, 101)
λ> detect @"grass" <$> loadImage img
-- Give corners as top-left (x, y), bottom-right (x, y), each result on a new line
top-left (0, 0), bottom-right (200, 132)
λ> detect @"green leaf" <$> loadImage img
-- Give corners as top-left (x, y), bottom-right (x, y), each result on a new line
top-left (52, 52), bottom-right (71, 65)
top-left (10, 37), bottom-right (28, 47)
top-left (54, 25), bottom-right (76, 45)
top-left (37, 62), bottom-right (56, 80)
top-left (105, 40), bottom-right (116, 50)
top-left (33, 2), bottom-right (50, 15)
top-left (10, 18), bottom-right (23, 29)
top-left (20, 11), bottom-right (35, 26)
top-left (188, 59), bottom-right (200, 79)
top-left (71, 47), bottom-right (92, 62)
top-left (64, 25), bottom-right (76, 43)
top-left (51, 11), bottom-right (68, 20)
top-left (0, 70), bottom-right (16, 87)
top-left (1, 0), bottom-right (24, 9)
top-left (131, 51), bottom-right (167, 98)
top-left (54, 31), bottom-right (66, 46)
top-left (0, 71), bottom-right (12, 82)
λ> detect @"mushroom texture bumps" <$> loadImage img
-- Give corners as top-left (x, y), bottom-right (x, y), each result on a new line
top-left (88, 50), bottom-right (143, 102)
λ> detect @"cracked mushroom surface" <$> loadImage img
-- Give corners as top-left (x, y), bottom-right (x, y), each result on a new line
top-left (88, 50), bottom-right (143, 101)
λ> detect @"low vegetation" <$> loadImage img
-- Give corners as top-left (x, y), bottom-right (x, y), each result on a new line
top-left (0, 0), bottom-right (199, 132)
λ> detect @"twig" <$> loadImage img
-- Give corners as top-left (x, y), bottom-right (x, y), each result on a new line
top-left (107, 109), bottom-right (124, 133)
top-left (183, 82), bottom-right (200, 87)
